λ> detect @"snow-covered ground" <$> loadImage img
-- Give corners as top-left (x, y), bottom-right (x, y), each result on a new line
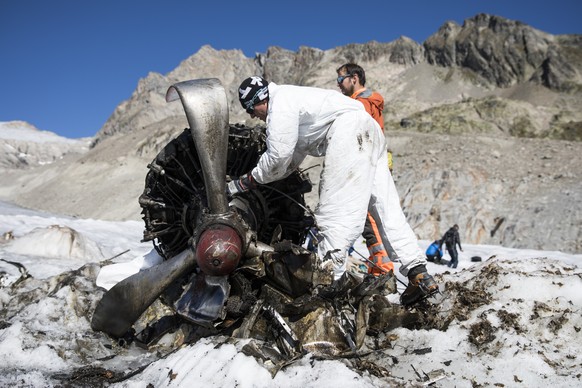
top-left (1, 200), bottom-right (581, 387)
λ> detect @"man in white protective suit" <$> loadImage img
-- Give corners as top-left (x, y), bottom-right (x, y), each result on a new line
top-left (227, 76), bottom-right (438, 306)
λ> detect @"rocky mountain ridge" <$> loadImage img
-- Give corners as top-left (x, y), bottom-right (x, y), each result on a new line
top-left (0, 13), bottom-right (580, 253)
top-left (93, 13), bottom-right (582, 144)
top-left (0, 121), bottom-right (89, 169)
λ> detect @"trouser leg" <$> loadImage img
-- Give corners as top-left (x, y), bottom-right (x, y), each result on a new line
top-left (447, 246), bottom-right (458, 267)
top-left (363, 197), bottom-right (396, 274)
top-left (369, 151), bottom-right (426, 277)
top-left (316, 112), bottom-right (382, 280)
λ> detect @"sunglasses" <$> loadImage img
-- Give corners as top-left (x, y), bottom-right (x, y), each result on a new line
top-left (245, 99), bottom-right (266, 115)
top-left (245, 97), bottom-right (257, 114)
top-left (337, 74), bottom-right (352, 84)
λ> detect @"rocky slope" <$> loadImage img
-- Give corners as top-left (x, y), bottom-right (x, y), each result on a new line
top-left (0, 13), bottom-right (580, 253)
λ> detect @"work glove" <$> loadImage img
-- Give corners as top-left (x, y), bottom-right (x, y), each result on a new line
top-left (226, 172), bottom-right (257, 197)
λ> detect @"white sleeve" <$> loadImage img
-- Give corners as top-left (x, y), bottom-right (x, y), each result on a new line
top-left (251, 108), bottom-right (299, 184)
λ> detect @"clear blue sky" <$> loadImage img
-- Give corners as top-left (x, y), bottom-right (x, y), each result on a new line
top-left (1, 1), bottom-right (580, 139)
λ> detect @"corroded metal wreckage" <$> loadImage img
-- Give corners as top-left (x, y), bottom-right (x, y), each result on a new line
top-left (91, 78), bottom-right (429, 373)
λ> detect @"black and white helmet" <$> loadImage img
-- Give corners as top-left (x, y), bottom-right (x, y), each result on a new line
top-left (238, 76), bottom-right (269, 113)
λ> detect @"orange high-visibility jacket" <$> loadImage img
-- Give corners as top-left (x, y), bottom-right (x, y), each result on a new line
top-left (352, 88), bottom-right (384, 131)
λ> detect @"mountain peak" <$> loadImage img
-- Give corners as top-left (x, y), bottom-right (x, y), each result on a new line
top-left (424, 13), bottom-right (577, 89)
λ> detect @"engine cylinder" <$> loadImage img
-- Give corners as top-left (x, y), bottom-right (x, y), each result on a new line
top-left (195, 224), bottom-right (242, 276)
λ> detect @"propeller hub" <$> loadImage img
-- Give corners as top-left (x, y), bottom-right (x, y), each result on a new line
top-left (196, 224), bottom-right (242, 276)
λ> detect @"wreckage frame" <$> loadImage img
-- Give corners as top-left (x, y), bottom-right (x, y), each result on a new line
top-left (92, 78), bottom-right (434, 373)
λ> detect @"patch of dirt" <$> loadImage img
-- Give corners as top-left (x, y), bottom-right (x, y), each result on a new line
top-left (468, 319), bottom-right (496, 346)
top-left (497, 309), bottom-right (524, 333)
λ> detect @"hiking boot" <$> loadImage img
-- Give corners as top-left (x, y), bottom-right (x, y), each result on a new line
top-left (400, 265), bottom-right (438, 307)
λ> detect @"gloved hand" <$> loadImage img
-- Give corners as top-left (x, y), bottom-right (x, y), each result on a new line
top-left (226, 172), bottom-right (257, 197)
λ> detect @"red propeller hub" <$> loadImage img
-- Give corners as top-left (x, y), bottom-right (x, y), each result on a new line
top-left (195, 224), bottom-right (243, 276)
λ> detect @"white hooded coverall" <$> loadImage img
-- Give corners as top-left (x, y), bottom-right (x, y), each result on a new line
top-left (249, 83), bottom-right (426, 279)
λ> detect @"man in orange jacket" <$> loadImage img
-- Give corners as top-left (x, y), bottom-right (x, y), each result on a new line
top-left (336, 63), bottom-right (395, 276)
top-left (337, 63), bottom-right (384, 129)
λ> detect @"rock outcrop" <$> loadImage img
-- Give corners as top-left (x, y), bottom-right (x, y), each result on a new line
top-left (423, 13), bottom-right (580, 92)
